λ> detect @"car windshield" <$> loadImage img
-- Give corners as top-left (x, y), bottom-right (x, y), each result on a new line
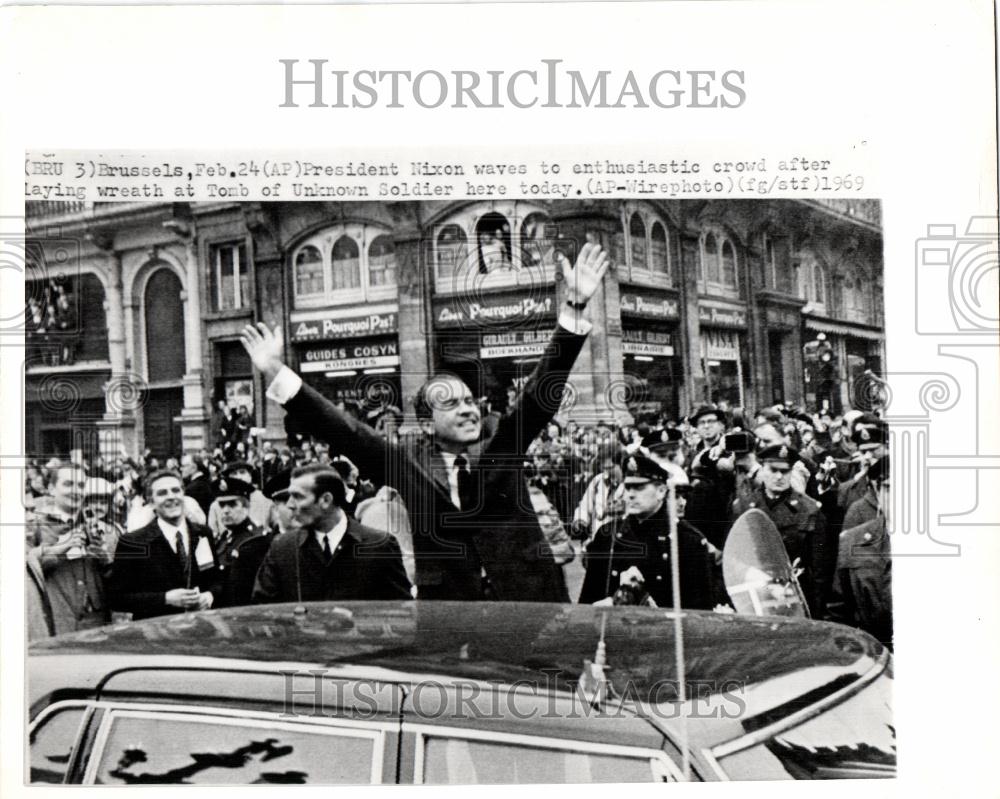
top-left (716, 669), bottom-right (895, 779)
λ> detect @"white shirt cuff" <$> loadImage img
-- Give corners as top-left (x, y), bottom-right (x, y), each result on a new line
top-left (558, 307), bottom-right (593, 336)
top-left (266, 366), bottom-right (303, 405)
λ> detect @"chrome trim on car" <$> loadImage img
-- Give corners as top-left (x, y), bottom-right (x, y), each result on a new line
top-left (28, 699), bottom-right (96, 784)
top-left (406, 722), bottom-right (685, 783)
top-left (708, 648), bottom-right (891, 763)
top-left (78, 701), bottom-right (390, 784)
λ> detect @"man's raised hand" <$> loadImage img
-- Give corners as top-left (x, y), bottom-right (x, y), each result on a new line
top-left (563, 241), bottom-right (610, 306)
top-left (240, 323), bottom-right (285, 382)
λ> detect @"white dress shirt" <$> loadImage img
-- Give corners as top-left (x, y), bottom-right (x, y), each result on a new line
top-left (314, 513), bottom-right (349, 558)
top-left (157, 517), bottom-right (190, 555)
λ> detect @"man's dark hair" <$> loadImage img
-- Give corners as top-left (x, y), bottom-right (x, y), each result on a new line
top-left (412, 371), bottom-right (471, 421)
top-left (291, 464), bottom-right (347, 507)
top-left (144, 468), bottom-right (184, 498)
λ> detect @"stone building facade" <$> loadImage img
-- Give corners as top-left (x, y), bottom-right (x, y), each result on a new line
top-left (24, 198), bottom-right (883, 459)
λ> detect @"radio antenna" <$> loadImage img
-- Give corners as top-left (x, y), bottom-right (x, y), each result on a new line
top-left (667, 481), bottom-right (690, 781)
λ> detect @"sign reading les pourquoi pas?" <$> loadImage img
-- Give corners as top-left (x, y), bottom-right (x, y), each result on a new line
top-left (434, 291), bottom-right (557, 328)
top-left (291, 311), bottom-right (398, 342)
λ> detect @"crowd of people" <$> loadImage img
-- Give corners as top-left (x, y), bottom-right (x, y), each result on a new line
top-left (24, 398), bottom-right (891, 646)
top-left (24, 244), bottom-right (891, 649)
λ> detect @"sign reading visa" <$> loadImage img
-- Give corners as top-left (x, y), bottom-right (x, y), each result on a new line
top-left (292, 311), bottom-right (398, 343)
top-left (434, 291), bottom-right (556, 328)
top-left (619, 291), bottom-right (680, 320)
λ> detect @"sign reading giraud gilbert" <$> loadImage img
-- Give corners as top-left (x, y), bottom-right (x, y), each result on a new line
top-left (291, 311), bottom-right (398, 343)
top-left (619, 291), bottom-right (680, 320)
top-left (698, 302), bottom-right (747, 328)
top-left (434, 291), bottom-right (556, 328)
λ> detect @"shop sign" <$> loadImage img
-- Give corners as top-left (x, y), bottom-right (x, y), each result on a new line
top-left (291, 311), bottom-right (398, 343)
top-left (300, 340), bottom-right (400, 373)
top-left (702, 329), bottom-right (741, 361)
top-left (619, 291), bottom-right (680, 320)
top-left (435, 293), bottom-right (556, 328)
top-left (698, 303), bottom-right (747, 328)
top-left (480, 329), bottom-right (550, 359)
top-left (622, 328), bottom-right (674, 356)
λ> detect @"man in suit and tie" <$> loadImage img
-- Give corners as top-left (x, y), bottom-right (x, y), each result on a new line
top-left (241, 242), bottom-right (610, 602)
top-left (251, 464), bottom-right (411, 603)
top-left (109, 469), bottom-right (222, 620)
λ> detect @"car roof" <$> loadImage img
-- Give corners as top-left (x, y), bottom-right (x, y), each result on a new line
top-left (31, 601), bottom-right (882, 699)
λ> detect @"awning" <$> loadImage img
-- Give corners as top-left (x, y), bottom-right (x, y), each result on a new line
top-left (803, 317), bottom-right (884, 341)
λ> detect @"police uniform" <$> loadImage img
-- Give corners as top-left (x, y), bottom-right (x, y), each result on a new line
top-left (578, 455), bottom-right (715, 609)
top-left (212, 476), bottom-right (267, 606)
top-left (730, 445), bottom-right (829, 616)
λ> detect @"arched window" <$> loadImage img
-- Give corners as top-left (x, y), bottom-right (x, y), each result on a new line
top-left (700, 229), bottom-right (740, 295)
top-left (629, 213), bottom-right (647, 271)
top-left (721, 239), bottom-right (737, 288)
top-left (294, 245), bottom-right (324, 297)
top-left (331, 235), bottom-right (360, 291)
top-left (520, 212), bottom-right (554, 268)
top-left (475, 212), bottom-right (512, 274)
top-left (293, 224), bottom-right (397, 306)
top-left (813, 262), bottom-right (826, 305)
top-left (436, 224), bottom-right (468, 281)
top-left (702, 232), bottom-right (720, 283)
top-left (433, 202), bottom-right (559, 292)
top-left (145, 268), bottom-right (185, 382)
top-left (650, 222), bottom-right (668, 277)
top-left (368, 235), bottom-right (396, 287)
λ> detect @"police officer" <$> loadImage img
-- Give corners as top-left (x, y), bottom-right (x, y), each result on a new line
top-left (578, 455), bottom-right (715, 609)
top-left (730, 444), bottom-right (829, 616)
top-left (212, 475), bottom-right (266, 606)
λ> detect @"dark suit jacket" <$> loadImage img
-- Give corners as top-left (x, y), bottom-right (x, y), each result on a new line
top-left (108, 519), bottom-right (223, 619)
top-left (281, 324), bottom-right (586, 602)
top-left (251, 519), bottom-right (411, 603)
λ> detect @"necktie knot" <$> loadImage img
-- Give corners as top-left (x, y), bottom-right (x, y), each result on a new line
top-left (321, 533), bottom-right (333, 565)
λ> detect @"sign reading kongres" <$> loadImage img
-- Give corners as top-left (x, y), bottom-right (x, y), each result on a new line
top-left (434, 292), bottom-right (556, 328)
top-left (291, 311), bottom-right (398, 343)
top-left (619, 291), bottom-right (680, 320)
top-left (300, 340), bottom-right (400, 373)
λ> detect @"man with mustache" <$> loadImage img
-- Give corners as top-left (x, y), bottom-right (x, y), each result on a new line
top-left (242, 242), bottom-right (609, 602)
